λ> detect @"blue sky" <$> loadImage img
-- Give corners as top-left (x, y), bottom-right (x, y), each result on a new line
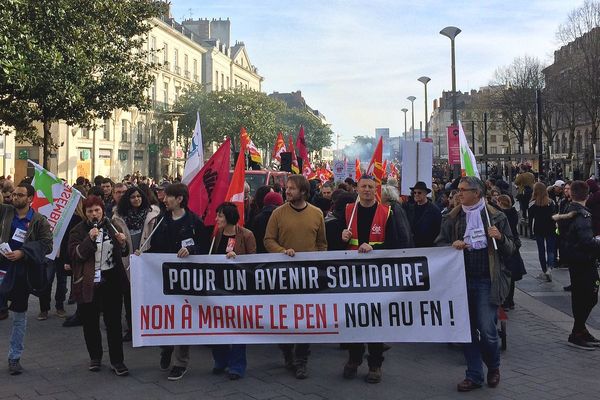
top-left (170, 0), bottom-right (582, 146)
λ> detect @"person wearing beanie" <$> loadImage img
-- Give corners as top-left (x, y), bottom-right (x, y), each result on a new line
top-left (252, 191), bottom-right (283, 253)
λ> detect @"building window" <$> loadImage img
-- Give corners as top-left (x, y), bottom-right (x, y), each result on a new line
top-left (151, 81), bottom-right (156, 105)
top-left (163, 43), bottom-right (168, 64)
top-left (561, 133), bottom-right (567, 153)
top-left (134, 150), bottom-right (144, 160)
top-left (221, 73), bottom-right (224, 90)
top-left (174, 48), bottom-right (180, 74)
top-left (193, 59), bottom-right (198, 81)
top-left (163, 82), bottom-right (168, 103)
top-left (175, 86), bottom-right (180, 103)
top-left (490, 146), bottom-right (497, 154)
top-left (150, 124), bottom-right (157, 144)
top-left (184, 54), bottom-right (189, 78)
top-left (226, 76), bottom-right (229, 88)
top-left (81, 127), bottom-right (89, 139)
top-left (103, 119), bottom-right (110, 140)
top-left (118, 150), bottom-right (128, 161)
top-left (137, 121), bottom-right (144, 143)
top-left (215, 71), bottom-right (218, 89)
top-left (490, 135), bottom-right (496, 143)
top-left (576, 133), bottom-right (583, 153)
top-left (121, 119), bottom-right (129, 142)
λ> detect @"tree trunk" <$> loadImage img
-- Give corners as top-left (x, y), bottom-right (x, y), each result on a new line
top-left (43, 120), bottom-right (52, 169)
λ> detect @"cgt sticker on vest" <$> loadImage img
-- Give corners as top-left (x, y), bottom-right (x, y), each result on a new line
top-left (371, 224), bottom-right (382, 235)
top-left (12, 228), bottom-right (27, 243)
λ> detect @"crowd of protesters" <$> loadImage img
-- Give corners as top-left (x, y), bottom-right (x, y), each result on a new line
top-left (1, 165), bottom-right (600, 394)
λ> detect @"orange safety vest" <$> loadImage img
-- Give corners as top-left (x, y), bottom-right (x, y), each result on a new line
top-left (345, 202), bottom-right (390, 250)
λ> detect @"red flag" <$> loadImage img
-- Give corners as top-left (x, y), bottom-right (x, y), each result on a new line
top-left (288, 136), bottom-right (299, 174)
top-left (224, 149), bottom-right (246, 227)
top-left (365, 137), bottom-right (384, 199)
top-left (390, 162), bottom-right (399, 178)
top-left (188, 138), bottom-right (231, 224)
top-left (240, 127), bottom-right (262, 164)
top-left (272, 131), bottom-right (286, 161)
top-left (295, 126), bottom-right (309, 161)
top-left (382, 160), bottom-right (388, 175)
top-left (355, 159), bottom-right (361, 180)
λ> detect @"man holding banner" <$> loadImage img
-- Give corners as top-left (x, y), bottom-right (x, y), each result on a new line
top-left (340, 175), bottom-right (403, 383)
top-left (264, 174), bottom-right (327, 379)
top-left (149, 183), bottom-right (209, 381)
top-left (435, 176), bottom-right (515, 392)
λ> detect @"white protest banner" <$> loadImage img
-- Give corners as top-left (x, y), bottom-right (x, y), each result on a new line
top-left (400, 140), bottom-right (433, 196)
top-left (130, 248), bottom-right (470, 347)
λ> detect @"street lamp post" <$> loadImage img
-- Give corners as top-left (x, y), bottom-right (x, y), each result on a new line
top-left (401, 108), bottom-right (408, 140)
top-left (439, 26), bottom-right (461, 126)
top-left (407, 96), bottom-right (416, 141)
top-left (417, 76), bottom-right (431, 138)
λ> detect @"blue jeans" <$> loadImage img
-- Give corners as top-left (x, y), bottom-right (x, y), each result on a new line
top-left (8, 311), bottom-right (27, 360)
top-left (463, 278), bottom-right (500, 385)
top-left (535, 234), bottom-right (556, 272)
top-left (212, 344), bottom-right (247, 376)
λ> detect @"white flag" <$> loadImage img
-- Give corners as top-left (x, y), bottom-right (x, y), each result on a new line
top-left (182, 112), bottom-right (204, 184)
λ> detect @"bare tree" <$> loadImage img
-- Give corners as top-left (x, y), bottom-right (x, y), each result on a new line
top-left (557, 0), bottom-right (600, 172)
top-left (491, 56), bottom-right (545, 159)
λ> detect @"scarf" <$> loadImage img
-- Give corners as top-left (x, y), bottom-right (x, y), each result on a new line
top-left (461, 198), bottom-right (488, 250)
top-left (125, 207), bottom-right (148, 232)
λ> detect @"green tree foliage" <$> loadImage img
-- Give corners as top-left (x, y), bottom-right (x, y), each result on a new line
top-left (0, 0), bottom-right (167, 167)
top-left (175, 87), bottom-right (333, 160)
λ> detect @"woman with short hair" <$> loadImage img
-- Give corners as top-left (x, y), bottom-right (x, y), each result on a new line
top-left (211, 202), bottom-right (256, 380)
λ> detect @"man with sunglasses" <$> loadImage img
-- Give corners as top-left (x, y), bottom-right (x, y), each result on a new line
top-left (404, 181), bottom-right (442, 248)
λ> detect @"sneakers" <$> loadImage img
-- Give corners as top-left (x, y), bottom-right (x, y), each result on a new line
top-left (546, 269), bottom-right (553, 282)
top-left (159, 352), bottom-right (172, 371)
top-left (294, 361), bottom-right (308, 379)
top-left (8, 359), bottom-right (23, 375)
top-left (56, 309), bottom-right (67, 318)
top-left (111, 363), bottom-right (129, 376)
top-left (168, 366), bottom-right (187, 381)
top-left (343, 361), bottom-right (360, 379)
top-left (62, 314), bottom-right (82, 327)
top-left (365, 367), bottom-right (382, 384)
top-left (568, 333), bottom-right (596, 350)
top-left (582, 330), bottom-right (600, 347)
top-left (89, 359), bottom-right (101, 372)
top-left (37, 311), bottom-right (48, 321)
top-left (457, 378), bottom-right (482, 392)
top-left (535, 272), bottom-right (552, 282)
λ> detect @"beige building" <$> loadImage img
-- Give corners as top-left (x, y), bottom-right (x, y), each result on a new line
top-left (10, 14), bottom-right (263, 182)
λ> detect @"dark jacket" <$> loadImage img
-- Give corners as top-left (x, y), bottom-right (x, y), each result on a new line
top-left (528, 201), bottom-right (557, 236)
top-left (252, 205), bottom-right (278, 254)
top-left (553, 202), bottom-right (600, 267)
top-left (388, 200), bottom-right (414, 248)
top-left (585, 179), bottom-right (600, 236)
top-left (404, 200), bottom-right (442, 248)
top-left (56, 213), bottom-right (83, 271)
top-left (500, 206), bottom-right (526, 281)
top-left (68, 219), bottom-right (130, 304)
top-left (0, 205), bottom-right (53, 300)
top-left (325, 213), bottom-right (347, 251)
top-left (435, 204), bottom-right (516, 305)
top-left (149, 208), bottom-right (208, 255)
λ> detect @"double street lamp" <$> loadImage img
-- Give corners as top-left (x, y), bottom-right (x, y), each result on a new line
top-left (417, 76), bottom-right (431, 138)
top-left (439, 26), bottom-right (461, 126)
top-left (407, 96), bottom-right (416, 141)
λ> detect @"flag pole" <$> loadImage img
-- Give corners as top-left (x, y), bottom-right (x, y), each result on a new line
top-left (346, 196), bottom-right (360, 230)
top-left (208, 236), bottom-right (216, 255)
top-left (483, 201), bottom-right (498, 250)
top-left (136, 217), bottom-right (164, 254)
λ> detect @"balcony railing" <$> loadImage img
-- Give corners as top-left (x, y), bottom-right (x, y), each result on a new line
top-left (184, 70), bottom-right (190, 79)
top-left (174, 66), bottom-right (181, 75)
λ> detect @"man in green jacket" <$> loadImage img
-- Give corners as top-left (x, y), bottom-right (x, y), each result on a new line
top-left (435, 176), bottom-right (515, 392)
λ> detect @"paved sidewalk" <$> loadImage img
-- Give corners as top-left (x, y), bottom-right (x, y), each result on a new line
top-left (2, 238), bottom-right (599, 400)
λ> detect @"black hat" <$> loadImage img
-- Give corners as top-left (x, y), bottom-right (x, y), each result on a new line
top-left (409, 181), bottom-right (431, 193)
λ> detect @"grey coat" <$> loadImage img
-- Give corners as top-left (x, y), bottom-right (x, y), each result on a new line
top-left (435, 204), bottom-right (515, 305)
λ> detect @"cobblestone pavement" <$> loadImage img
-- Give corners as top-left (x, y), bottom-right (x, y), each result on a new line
top-left (2, 238), bottom-right (600, 400)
